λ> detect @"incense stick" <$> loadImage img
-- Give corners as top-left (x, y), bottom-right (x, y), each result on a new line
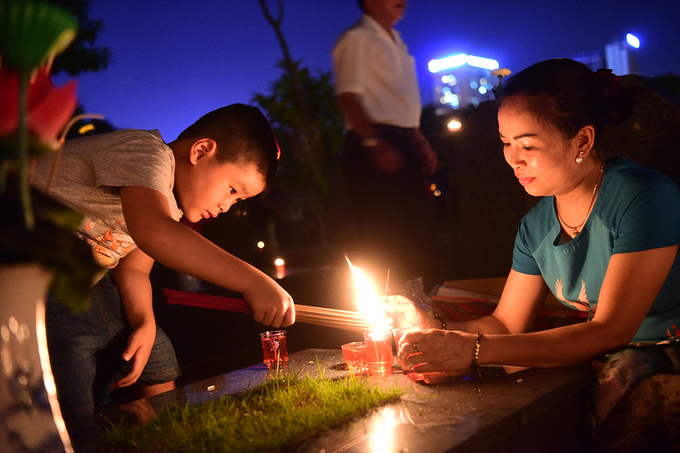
top-left (162, 289), bottom-right (377, 333)
top-left (384, 269), bottom-right (390, 297)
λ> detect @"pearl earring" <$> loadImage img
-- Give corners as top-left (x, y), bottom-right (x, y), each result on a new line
top-left (575, 152), bottom-right (584, 164)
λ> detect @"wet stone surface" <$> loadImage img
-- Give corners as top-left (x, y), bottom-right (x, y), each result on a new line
top-left (102, 349), bottom-right (593, 453)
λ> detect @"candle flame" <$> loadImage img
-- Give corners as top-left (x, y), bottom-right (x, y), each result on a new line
top-left (346, 258), bottom-right (390, 334)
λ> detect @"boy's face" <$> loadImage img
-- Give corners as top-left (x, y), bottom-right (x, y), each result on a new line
top-left (178, 154), bottom-right (265, 224)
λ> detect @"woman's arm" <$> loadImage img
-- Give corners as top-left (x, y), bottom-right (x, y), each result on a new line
top-left (456, 270), bottom-right (550, 334)
top-left (396, 270), bottom-right (547, 372)
top-left (401, 246), bottom-right (678, 372)
top-left (482, 245), bottom-right (678, 367)
top-left (387, 270), bottom-right (548, 335)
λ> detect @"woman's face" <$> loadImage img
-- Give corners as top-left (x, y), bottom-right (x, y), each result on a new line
top-left (498, 97), bottom-right (580, 198)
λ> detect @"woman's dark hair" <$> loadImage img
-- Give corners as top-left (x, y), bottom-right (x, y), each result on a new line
top-left (500, 59), bottom-right (639, 148)
top-left (177, 103), bottom-right (279, 188)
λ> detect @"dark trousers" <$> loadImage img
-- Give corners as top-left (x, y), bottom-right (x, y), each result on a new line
top-left (329, 125), bottom-right (442, 291)
top-left (46, 274), bottom-right (180, 451)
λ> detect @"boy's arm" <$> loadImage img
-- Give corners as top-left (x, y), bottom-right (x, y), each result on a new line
top-left (109, 246), bottom-right (157, 389)
top-left (120, 185), bottom-right (295, 327)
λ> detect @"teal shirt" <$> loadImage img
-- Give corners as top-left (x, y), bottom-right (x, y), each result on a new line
top-left (513, 157), bottom-right (680, 342)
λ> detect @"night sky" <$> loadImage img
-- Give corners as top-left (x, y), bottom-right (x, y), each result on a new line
top-left (57, 0), bottom-right (680, 141)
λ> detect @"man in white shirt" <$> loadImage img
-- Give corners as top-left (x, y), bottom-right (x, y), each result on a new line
top-left (331, 0), bottom-right (441, 290)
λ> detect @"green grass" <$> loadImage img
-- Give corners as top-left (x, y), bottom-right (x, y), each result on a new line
top-left (100, 373), bottom-right (402, 452)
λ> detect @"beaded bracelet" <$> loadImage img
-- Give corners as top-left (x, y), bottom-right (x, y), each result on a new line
top-left (434, 313), bottom-right (447, 330)
top-left (471, 333), bottom-right (483, 375)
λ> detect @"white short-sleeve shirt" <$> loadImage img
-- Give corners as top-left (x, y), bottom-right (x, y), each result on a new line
top-left (332, 14), bottom-right (421, 129)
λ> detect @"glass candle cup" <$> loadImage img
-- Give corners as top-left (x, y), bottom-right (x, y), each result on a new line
top-left (341, 341), bottom-right (367, 374)
top-left (260, 330), bottom-right (288, 371)
top-left (363, 330), bottom-right (393, 376)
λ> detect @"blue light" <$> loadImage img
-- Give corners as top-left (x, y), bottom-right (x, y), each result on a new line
top-left (428, 53), bottom-right (499, 73)
top-left (429, 54), bottom-right (467, 73)
top-left (626, 33), bottom-right (640, 48)
top-left (466, 55), bottom-right (499, 70)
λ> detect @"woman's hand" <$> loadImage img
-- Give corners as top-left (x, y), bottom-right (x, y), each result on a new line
top-left (382, 295), bottom-right (440, 329)
top-left (397, 329), bottom-right (476, 377)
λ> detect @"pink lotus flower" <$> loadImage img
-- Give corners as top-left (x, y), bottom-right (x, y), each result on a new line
top-left (0, 66), bottom-right (77, 148)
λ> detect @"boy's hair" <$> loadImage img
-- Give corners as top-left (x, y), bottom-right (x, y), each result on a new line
top-left (177, 103), bottom-right (279, 188)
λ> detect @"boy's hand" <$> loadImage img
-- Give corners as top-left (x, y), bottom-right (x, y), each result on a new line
top-left (112, 323), bottom-right (156, 389)
top-left (243, 277), bottom-right (295, 327)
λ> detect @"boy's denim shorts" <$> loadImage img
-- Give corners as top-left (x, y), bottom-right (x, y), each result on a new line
top-left (45, 273), bottom-right (181, 420)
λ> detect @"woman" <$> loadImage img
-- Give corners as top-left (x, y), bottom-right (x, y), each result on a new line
top-left (388, 59), bottom-right (680, 431)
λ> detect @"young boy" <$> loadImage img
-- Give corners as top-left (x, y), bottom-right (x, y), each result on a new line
top-left (31, 104), bottom-right (294, 447)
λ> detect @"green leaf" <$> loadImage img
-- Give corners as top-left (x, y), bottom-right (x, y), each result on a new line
top-left (0, 0), bottom-right (78, 71)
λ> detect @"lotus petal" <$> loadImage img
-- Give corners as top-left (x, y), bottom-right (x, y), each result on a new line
top-left (0, 68), bottom-right (19, 136)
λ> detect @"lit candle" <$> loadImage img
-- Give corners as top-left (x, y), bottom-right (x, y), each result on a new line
top-left (346, 258), bottom-right (393, 375)
top-left (274, 258), bottom-right (285, 279)
top-left (364, 330), bottom-right (393, 376)
top-left (346, 259), bottom-right (384, 323)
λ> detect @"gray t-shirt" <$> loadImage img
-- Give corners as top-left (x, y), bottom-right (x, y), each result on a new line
top-left (32, 129), bottom-right (183, 269)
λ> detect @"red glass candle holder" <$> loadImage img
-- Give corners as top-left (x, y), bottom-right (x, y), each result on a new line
top-left (363, 330), bottom-right (393, 376)
top-left (341, 341), bottom-right (367, 374)
top-left (260, 330), bottom-right (288, 371)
